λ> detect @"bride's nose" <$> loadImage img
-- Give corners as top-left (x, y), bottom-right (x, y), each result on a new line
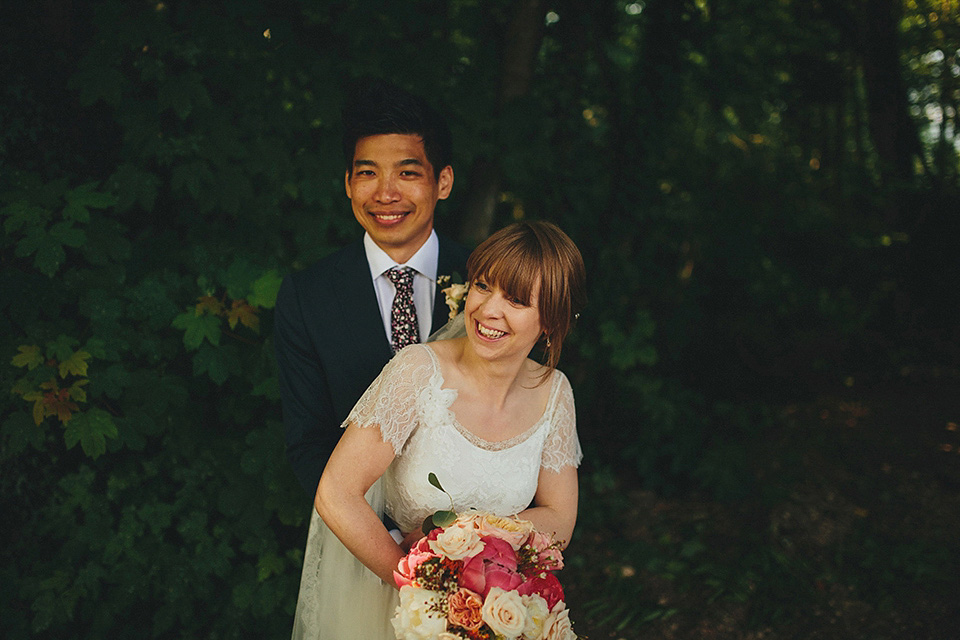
top-left (477, 292), bottom-right (507, 316)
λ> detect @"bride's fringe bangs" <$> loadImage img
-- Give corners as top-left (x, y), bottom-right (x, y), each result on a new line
top-left (467, 221), bottom-right (586, 373)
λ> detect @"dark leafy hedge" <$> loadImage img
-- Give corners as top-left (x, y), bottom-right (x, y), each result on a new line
top-left (2, 0), bottom-right (949, 637)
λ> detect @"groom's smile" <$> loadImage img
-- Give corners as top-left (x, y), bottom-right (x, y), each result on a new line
top-left (345, 133), bottom-right (453, 264)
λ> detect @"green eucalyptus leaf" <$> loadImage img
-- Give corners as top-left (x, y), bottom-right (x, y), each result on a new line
top-left (421, 515), bottom-right (435, 536)
top-left (427, 472), bottom-right (445, 493)
top-left (432, 510), bottom-right (457, 528)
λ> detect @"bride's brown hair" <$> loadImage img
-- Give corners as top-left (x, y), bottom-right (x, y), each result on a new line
top-left (466, 220), bottom-right (586, 374)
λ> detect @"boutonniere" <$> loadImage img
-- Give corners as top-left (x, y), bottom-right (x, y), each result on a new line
top-left (437, 273), bottom-right (469, 321)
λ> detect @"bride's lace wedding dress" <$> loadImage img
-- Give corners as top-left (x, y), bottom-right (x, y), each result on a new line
top-left (291, 343), bottom-right (582, 639)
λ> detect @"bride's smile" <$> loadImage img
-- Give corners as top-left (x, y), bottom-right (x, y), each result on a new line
top-left (465, 278), bottom-right (543, 358)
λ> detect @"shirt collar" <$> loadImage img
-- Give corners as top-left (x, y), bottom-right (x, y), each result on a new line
top-left (363, 230), bottom-right (439, 281)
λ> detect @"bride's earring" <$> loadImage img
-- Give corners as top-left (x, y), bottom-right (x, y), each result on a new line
top-left (545, 335), bottom-right (552, 349)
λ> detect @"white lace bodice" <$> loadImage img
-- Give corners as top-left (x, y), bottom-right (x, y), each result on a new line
top-left (343, 344), bottom-right (581, 533)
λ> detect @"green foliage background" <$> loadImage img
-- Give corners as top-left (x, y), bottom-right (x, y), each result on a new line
top-left (2, 0), bottom-right (956, 637)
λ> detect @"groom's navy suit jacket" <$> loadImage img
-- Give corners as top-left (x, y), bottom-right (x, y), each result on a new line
top-left (275, 235), bottom-right (470, 498)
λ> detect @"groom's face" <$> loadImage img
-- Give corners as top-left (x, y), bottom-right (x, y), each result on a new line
top-left (345, 133), bottom-right (453, 264)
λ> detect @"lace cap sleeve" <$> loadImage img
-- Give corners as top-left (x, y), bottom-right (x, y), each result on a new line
top-left (541, 370), bottom-right (582, 472)
top-left (341, 344), bottom-right (436, 455)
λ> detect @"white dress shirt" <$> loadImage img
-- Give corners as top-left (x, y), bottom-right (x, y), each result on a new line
top-left (363, 231), bottom-right (439, 345)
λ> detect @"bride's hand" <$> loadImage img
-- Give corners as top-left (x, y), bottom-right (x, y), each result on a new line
top-left (399, 529), bottom-right (424, 553)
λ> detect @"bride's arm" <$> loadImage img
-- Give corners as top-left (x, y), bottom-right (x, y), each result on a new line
top-left (519, 465), bottom-right (579, 548)
top-left (314, 421), bottom-right (404, 587)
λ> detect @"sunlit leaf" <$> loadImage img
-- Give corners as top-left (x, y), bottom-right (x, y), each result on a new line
top-left (32, 396), bottom-right (45, 426)
top-left (69, 379), bottom-right (90, 403)
top-left (11, 345), bottom-right (43, 370)
top-left (248, 270), bottom-right (283, 309)
top-left (59, 350), bottom-right (91, 378)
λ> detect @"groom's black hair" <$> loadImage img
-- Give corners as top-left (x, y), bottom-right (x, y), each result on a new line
top-left (341, 78), bottom-right (453, 181)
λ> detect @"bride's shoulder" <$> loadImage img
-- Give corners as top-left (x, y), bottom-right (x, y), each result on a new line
top-left (393, 343), bottom-right (437, 368)
top-left (421, 337), bottom-right (464, 365)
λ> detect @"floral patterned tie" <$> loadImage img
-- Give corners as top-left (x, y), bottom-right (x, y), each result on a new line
top-left (386, 267), bottom-right (419, 352)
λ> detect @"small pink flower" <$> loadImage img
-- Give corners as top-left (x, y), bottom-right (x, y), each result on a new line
top-left (537, 546), bottom-right (564, 571)
top-left (527, 530), bottom-right (553, 553)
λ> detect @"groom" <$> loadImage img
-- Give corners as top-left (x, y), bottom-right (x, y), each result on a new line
top-left (275, 80), bottom-right (470, 499)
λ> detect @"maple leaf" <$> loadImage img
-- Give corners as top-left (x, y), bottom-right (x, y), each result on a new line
top-left (69, 379), bottom-right (89, 403)
top-left (59, 349), bottom-right (91, 378)
top-left (172, 311), bottom-right (222, 350)
top-left (43, 388), bottom-right (79, 423)
top-left (11, 345), bottom-right (44, 370)
top-left (64, 407), bottom-right (118, 459)
top-left (247, 270), bottom-right (283, 309)
top-left (24, 391), bottom-right (45, 426)
top-left (227, 299), bottom-right (260, 331)
top-left (195, 295), bottom-right (224, 317)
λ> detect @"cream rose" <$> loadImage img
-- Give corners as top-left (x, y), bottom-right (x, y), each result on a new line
top-left (391, 587), bottom-right (448, 640)
top-left (443, 283), bottom-right (469, 320)
top-left (521, 593), bottom-right (550, 639)
top-left (429, 520), bottom-right (485, 560)
top-left (438, 634), bottom-right (467, 640)
top-left (478, 514), bottom-right (534, 550)
top-left (481, 587), bottom-right (527, 639)
top-left (542, 601), bottom-right (576, 640)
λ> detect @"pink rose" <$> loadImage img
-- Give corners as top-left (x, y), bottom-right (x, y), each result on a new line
top-left (446, 588), bottom-right (484, 631)
top-left (394, 538), bottom-right (440, 588)
top-left (459, 537), bottom-right (521, 597)
top-left (517, 570), bottom-right (565, 610)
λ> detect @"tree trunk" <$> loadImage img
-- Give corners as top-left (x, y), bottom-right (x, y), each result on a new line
top-left (855, 0), bottom-right (922, 224)
top-left (458, 0), bottom-right (546, 246)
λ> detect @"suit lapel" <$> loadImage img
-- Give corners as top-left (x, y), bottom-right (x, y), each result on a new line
top-left (333, 241), bottom-right (392, 360)
top-left (432, 237), bottom-right (467, 334)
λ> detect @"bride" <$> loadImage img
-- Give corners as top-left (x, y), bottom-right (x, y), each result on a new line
top-left (291, 220), bottom-right (587, 639)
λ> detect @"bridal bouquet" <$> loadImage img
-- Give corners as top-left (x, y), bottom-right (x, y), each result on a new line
top-left (391, 509), bottom-right (577, 640)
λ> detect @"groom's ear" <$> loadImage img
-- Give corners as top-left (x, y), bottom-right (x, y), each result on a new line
top-left (437, 165), bottom-right (453, 200)
top-left (344, 171), bottom-right (353, 199)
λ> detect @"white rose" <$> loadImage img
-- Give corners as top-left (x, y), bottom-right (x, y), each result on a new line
top-left (481, 587), bottom-right (527, 639)
top-left (521, 593), bottom-right (550, 639)
top-left (391, 587), bottom-right (448, 640)
top-left (429, 520), bottom-right (486, 560)
top-left (542, 601), bottom-right (576, 640)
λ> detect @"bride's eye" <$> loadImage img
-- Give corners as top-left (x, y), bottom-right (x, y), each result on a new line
top-left (473, 280), bottom-right (489, 291)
